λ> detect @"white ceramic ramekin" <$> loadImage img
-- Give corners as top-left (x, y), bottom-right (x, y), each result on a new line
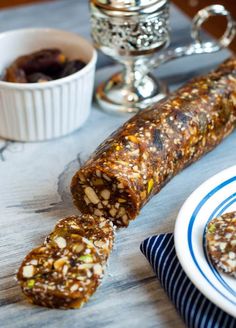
top-left (0, 28), bottom-right (97, 141)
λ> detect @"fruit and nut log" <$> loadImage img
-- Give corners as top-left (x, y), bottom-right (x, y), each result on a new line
top-left (71, 58), bottom-right (236, 227)
top-left (17, 215), bottom-right (114, 309)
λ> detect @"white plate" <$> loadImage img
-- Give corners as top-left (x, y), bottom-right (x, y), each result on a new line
top-left (174, 165), bottom-right (236, 317)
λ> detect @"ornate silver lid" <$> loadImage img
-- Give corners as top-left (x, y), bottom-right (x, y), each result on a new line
top-left (91, 0), bottom-right (167, 15)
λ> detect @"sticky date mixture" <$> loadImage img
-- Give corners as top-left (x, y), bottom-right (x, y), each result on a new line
top-left (3, 48), bottom-right (85, 83)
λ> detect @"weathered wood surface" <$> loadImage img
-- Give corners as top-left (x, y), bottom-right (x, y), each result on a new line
top-left (0, 1), bottom-right (234, 327)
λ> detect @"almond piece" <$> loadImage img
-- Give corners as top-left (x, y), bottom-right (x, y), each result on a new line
top-left (93, 264), bottom-right (103, 276)
top-left (101, 189), bottom-right (111, 200)
top-left (54, 257), bottom-right (68, 270)
top-left (22, 265), bottom-right (35, 278)
top-left (54, 236), bottom-right (67, 249)
top-left (85, 187), bottom-right (100, 204)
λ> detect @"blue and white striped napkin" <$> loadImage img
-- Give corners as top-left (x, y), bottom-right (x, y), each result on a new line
top-left (140, 234), bottom-right (236, 328)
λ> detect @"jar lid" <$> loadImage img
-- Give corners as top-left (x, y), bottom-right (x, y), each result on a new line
top-left (91, 0), bottom-right (167, 14)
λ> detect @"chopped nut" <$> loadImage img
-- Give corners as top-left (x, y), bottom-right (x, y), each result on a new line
top-left (70, 284), bottom-right (79, 292)
top-left (94, 240), bottom-right (106, 249)
top-left (229, 252), bottom-right (236, 260)
top-left (82, 237), bottom-right (94, 247)
top-left (87, 270), bottom-right (92, 278)
top-left (96, 170), bottom-right (101, 177)
top-left (84, 187), bottom-right (100, 204)
top-left (79, 263), bottom-right (94, 270)
top-left (54, 236), bottom-right (67, 249)
top-left (219, 242), bottom-right (227, 251)
top-left (84, 196), bottom-right (90, 205)
top-left (93, 264), bottom-right (103, 276)
top-left (208, 224), bottom-right (216, 233)
top-left (118, 198), bottom-right (126, 203)
top-left (71, 224), bottom-right (80, 230)
top-left (140, 191), bottom-right (146, 200)
top-left (147, 179), bottom-right (154, 194)
top-left (99, 220), bottom-right (106, 228)
top-left (103, 174), bottom-right (111, 182)
top-left (100, 189), bottom-right (111, 200)
top-left (62, 265), bottom-right (69, 276)
top-left (27, 279), bottom-right (35, 289)
top-left (115, 202), bottom-right (120, 209)
top-left (94, 209), bottom-right (103, 216)
top-left (231, 240), bottom-right (236, 246)
top-left (79, 254), bottom-right (93, 263)
top-left (22, 265), bottom-right (35, 278)
top-left (122, 214), bottom-right (128, 225)
top-left (30, 259), bottom-right (38, 265)
top-left (54, 258), bottom-right (68, 270)
top-left (109, 207), bottom-right (117, 217)
top-left (118, 207), bottom-right (126, 217)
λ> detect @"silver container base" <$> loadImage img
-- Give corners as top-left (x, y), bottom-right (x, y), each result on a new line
top-left (96, 72), bottom-right (168, 114)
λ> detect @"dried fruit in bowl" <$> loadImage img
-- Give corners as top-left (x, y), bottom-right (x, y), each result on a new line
top-left (4, 48), bottom-right (86, 83)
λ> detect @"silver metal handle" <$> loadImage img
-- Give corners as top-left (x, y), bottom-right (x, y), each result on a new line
top-left (142, 4), bottom-right (236, 75)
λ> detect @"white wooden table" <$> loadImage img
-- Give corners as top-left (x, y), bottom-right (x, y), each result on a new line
top-left (0, 1), bottom-right (234, 327)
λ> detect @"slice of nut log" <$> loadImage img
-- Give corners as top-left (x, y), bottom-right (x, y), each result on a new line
top-left (17, 215), bottom-right (114, 309)
top-left (71, 57), bottom-right (236, 227)
top-left (206, 211), bottom-right (236, 278)
top-left (47, 215), bottom-right (114, 260)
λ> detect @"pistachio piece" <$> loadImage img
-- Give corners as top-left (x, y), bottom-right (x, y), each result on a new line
top-left (79, 254), bottom-right (93, 263)
top-left (208, 224), bottom-right (216, 233)
top-left (147, 178), bottom-right (154, 194)
top-left (27, 279), bottom-right (35, 289)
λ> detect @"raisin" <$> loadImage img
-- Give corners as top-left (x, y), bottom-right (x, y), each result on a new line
top-left (153, 129), bottom-right (163, 150)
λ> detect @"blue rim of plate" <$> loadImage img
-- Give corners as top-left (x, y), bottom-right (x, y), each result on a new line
top-left (187, 176), bottom-right (236, 305)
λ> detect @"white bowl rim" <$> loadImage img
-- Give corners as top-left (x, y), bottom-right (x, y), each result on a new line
top-left (0, 27), bottom-right (97, 89)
